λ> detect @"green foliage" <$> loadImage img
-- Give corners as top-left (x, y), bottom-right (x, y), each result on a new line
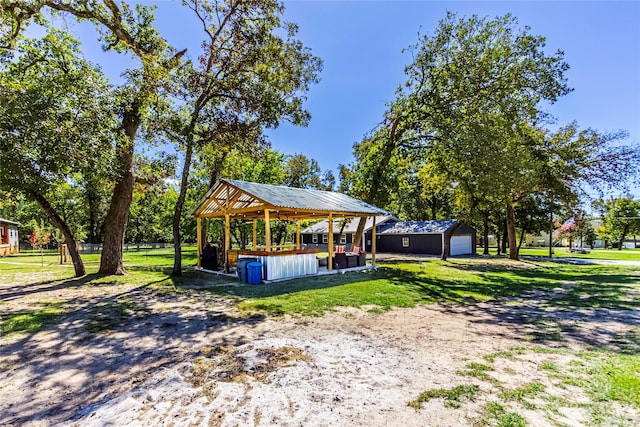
top-left (398, 12), bottom-right (572, 210)
top-left (0, 30), bottom-right (115, 196)
top-left (407, 384), bottom-right (480, 409)
top-left (601, 198), bottom-right (640, 247)
top-left (284, 154), bottom-right (327, 190)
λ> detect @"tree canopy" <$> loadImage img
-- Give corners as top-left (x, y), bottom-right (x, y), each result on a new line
top-left (0, 29), bottom-right (116, 276)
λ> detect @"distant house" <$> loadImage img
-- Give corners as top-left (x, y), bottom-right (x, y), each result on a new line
top-left (0, 218), bottom-right (20, 256)
top-left (301, 215), bottom-right (398, 252)
top-left (377, 220), bottom-right (476, 256)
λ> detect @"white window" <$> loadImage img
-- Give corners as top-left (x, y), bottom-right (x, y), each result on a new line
top-left (402, 237), bottom-right (410, 247)
top-left (322, 234), bottom-right (328, 243)
top-left (312, 233), bottom-right (318, 243)
top-left (339, 234), bottom-right (346, 244)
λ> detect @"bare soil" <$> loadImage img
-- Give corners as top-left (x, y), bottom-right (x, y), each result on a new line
top-left (0, 267), bottom-right (638, 426)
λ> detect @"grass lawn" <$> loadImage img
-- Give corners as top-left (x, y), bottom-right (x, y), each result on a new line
top-left (519, 247), bottom-right (640, 261)
top-left (2, 250), bottom-right (639, 317)
top-left (1, 250), bottom-right (638, 425)
top-left (0, 246), bottom-right (198, 267)
top-left (202, 260), bottom-right (640, 316)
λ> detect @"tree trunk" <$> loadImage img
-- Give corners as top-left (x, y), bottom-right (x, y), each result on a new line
top-left (31, 192), bottom-right (86, 277)
top-left (482, 215), bottom-right (489, 255)
top-left (496, 230), bottom-right (501, 255)
top-left (619, 225), bottom-right (628, 251)
top-left (99, 111), bottom-right (138, 275)
top-left (441, 233), bottom-right (449, 261)
top-left (201, 218), bottom-right (208, 249)
top-left (501, 219), bottom-right (508, 255)
top-left (351, 217), bottom-right (367, 252)
top-left (517, 227), bottom-right (526, 253)
top-left (505, 202), bottom-right (518, 260)
top-left (351, 119), bottom-right (402, 250)
top-left (172, 142), bottom-right (194, 276)
top-left (441, 222), bottom-right (463, 261)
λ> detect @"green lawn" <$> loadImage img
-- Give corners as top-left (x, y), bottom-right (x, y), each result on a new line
top-left (0, 246), bottom-right (198, 267)
top-left (2, 251), bottom-right (639, 317)
top-left (2, 251), bottom-right (638, 423)
top-left (519, 247), bottom-right (640, 261)
top-left (191, 259), bottom-right (640, 316)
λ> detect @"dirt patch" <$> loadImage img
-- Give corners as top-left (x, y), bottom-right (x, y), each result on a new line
top-left (0, 269), bottom-right (638, 426)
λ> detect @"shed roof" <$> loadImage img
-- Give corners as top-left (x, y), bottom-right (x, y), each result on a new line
top-left (193, 179), bottom-right (388, 220)
top-left (0, 218), bottom-right (20, 226)
top-left (301, 215), bottom-right (398, 234)
top-left (378, 220), bottom-right (458, 235)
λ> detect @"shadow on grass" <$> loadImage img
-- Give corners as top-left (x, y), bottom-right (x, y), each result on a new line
top-left (1, 259), bottom-right (638, 425)
top-left (450, 261), bottom-right (640, 311)
top-left (0, 269), bottom-right (267, 426)
top-left (0, 273), bottom-right (107, 302)
top-left (188, 269), bottom-right (382, 299)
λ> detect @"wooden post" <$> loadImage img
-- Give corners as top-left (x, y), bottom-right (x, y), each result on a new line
top-left (265, 210), bottom-right (271, 251)
top-left (59, 244), bottom-right (67, 264)
top-left (371, 216), bottom-right (377, 265)
top-left (253, 219), bottom-right (257, 250)
top-left (196, 216), bottom-right (202, 268)
top-left (296, 221), bottom-right (301, 250)
top-left (328, 214), bottom-right (334, 271)
top-left (224, 214), bottom-right (230, 273)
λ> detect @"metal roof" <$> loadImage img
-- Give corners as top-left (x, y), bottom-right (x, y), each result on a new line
top-left (0, 218), bottom-right (20, 226)
top-left (378, 220), bottom-right (458, 235)
top-left (193, 179), bottom-right (389, 219)
top-left (301, 215), bottom-right (398, 234)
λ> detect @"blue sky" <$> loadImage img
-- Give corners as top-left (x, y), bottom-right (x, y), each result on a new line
top-left (67, 1), bottom-right (640, 194)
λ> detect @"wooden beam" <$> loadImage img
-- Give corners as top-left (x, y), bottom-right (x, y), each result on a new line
top-left (253, 219), bottom-right (257, 250)
top-left (264, 209), bottom-right (271, 251)
top-left (200, 207), bottom-right (381, 220)
top-left (205, 183), bottom-right (228, 212)
top-left (296, 221), bottom-right (301, 250)
top-left (371, 215), bottom-right (377, 265)
top-left (224, 214), bottom-right (230, 273)
top-left (227, 189), bottom-right (244, 209)
top-left (196, 216), bottom-right (202, 268)
top-left (199, 203), bottom-right (278, 218)
top-left (328, 214), bottom-right (334, 271)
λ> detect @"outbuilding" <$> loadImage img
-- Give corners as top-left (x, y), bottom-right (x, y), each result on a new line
top-left (377, 220), bottom-right (476, 256)
top-left (192, 179), bottom-right (388, 278)
top-left (0, 218), bottom-right (20, 256)
top-left (301, 215), bottom-right (398, 252)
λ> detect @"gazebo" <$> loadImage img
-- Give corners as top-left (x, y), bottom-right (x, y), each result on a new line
top-left (192, 179), bottom-right (388, 279)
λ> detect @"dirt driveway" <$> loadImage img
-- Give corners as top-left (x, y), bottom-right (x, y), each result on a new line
top-left (0, 266), bottom-right (638, 426)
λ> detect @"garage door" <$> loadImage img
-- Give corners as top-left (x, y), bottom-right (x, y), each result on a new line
top-left (450, 235), bottom-right (472, 256)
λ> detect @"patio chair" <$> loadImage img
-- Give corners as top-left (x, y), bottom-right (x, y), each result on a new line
top-left (333, 252), bottom-right (348, 269)
top-left (352, 246), bottom-right (366, 266)
top-left (346, 254), bottom-right (358, 268)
